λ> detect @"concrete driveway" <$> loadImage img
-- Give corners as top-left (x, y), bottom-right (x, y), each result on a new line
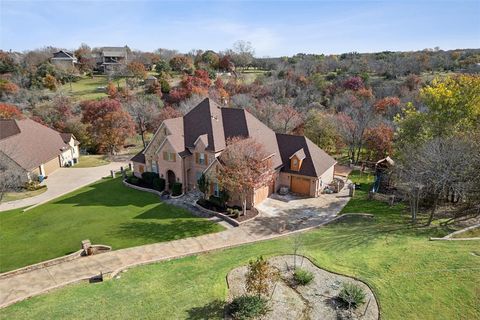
top-left (0, 162), bottom-right (128, 212)
top-left (251, 186), bottom-right (351, 234)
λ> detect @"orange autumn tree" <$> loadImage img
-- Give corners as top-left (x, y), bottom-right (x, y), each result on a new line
top-left (217, 137), bottom-right (274, 215)
top-left (0, 103), bottom-right (23, 119)
top-left (81, 99), bottom-right (135, 154)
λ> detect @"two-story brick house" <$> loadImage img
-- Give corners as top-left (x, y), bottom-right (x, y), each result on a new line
top-left (131, 98), bottom-right (337, 208)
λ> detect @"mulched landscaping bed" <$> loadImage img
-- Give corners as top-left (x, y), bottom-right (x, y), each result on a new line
top-left (227, 255), bottom-right (379, 320)
top-left (196, 199), bottom-right (258, 223)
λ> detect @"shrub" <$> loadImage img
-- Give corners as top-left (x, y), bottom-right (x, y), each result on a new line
top-left (127, 175), bottom-right (139, 185)
top-left (159, 78), bottom-right (171, 93)
top-left (172, 182), bottom-right (182, 196)
top-left (152, 177), bottom-right (166, 191)
top-left (338, 283), bottom-right (366, 309)
top-left (226, 207), bottom-right (240, 218)
top-left (209, 195), bottom-right (226, 209)
top-left (228, 295), bottom-right (268, 320)
top-left (141, 172), bottom-right (158, 187)
top-left (24, 180), bottom-right (40, 191)
top-left (293, 268), bottom-right (314, 285)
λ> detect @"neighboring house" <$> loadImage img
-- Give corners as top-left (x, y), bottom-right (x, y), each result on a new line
top-left (0, 119), bottom-right (80, 181)
top-left (96, 46), bottom-right (128, 73)
top-left (131, 98), bottom-right (336, 208)
top-left (51, 50), bottom-right (77, 68)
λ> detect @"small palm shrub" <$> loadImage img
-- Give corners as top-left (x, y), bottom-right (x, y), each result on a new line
top-left (293, 268), bottom-right (314, 285)
top-left (226, 208), bottom-right (240, 218)
top-left (338, 283), bottom-right (366, 309)
top-left (228, 295), bottom-right (268, 320)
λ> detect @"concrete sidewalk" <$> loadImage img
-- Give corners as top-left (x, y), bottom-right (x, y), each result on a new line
top-left (0, 190), bottom-right (350, 308)
top-left (0, 162), bottom-right (127, 212)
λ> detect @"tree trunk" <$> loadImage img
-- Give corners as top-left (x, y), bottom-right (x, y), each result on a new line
top-left (241, 192), bottom-right (247, 216)
top-left (426, 195), bottom-right (438, 226)
top-left (140, 130), bottom-right (146, 148)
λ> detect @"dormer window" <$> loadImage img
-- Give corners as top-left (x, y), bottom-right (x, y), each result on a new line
top-left (289, 148), bottom-right (306, 172)
top-left (292, 158), bottom-right (298, 167)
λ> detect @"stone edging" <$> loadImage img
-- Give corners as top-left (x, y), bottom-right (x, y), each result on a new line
top-left (122, 180), bottom-right (164, 197)
top-left (430, 223), bottom-right (480, 241)
top-left (0, 244), bottom-right (113, 280)
top-left (122, 180), bottom-right (184, 199)
top-left (0, 250), bottom-right (84, 280)
top-left (194, 203), bottom-right (240, 227)
top-left (170, 193), bottom-right (185, 199)
top-left (194, 202), bottom-right (261, 227)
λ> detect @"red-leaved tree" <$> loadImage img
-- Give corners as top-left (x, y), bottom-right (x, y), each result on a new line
top-left (81, 99), bottom-right (135, 154)
top-left (364, 124), bottom-right (394, 161)
top-left (217, 137), bottom-right (274, 215)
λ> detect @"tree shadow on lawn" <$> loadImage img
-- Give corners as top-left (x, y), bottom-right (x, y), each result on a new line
top-left (133, 206), bottom-right (203, 220)
top-left (186, 300), bottom-right (225, 320)
top-left (299, 214), bottom-right (453, 253)
top-left (52, 177), bottom-right (159, 208)
top-left (109, 220), bottom-right (222, 242)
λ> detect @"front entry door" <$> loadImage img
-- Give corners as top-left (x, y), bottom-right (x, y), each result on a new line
top-left (167, 170), bottom-right (176, 190)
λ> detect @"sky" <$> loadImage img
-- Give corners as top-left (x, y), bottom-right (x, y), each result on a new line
top-left (1, 0), bottom-right (479, 56)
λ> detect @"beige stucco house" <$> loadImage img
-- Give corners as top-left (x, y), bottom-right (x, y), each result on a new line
top-left (0, 119), bottom-right (80, 180)
top-left (131, 98), bottom-right (336, 208)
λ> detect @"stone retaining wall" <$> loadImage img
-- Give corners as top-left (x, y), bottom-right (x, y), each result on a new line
top-left (0, 250), bottom-right (84, 279)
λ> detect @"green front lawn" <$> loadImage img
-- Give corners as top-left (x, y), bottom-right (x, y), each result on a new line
top-left (71, 155), bottom-right (110, 168)
top-left (1, 172), bottom-right (478, 319)
top-left (0, 177), bottom-right (224, 272)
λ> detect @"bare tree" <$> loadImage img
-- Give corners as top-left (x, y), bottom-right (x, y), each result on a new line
top-left (397, 135), bottom-right (480, 225)
top-left (125, 94), bottom-right (162, 148)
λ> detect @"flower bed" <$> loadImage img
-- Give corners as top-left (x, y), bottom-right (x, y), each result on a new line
top-left (196, 199), bottom-right (258, 225)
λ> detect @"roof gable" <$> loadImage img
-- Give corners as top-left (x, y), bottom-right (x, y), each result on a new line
top-left (0, 119), bottom-right (20, 140)
top-left (0, 119), bottom-right (73, 170)
top-left (276, 133), bottom-right (336, 177)
top-left (183, 98), bottom-right (225, 152)
top-left (53, 50), bottom-right (75, 59)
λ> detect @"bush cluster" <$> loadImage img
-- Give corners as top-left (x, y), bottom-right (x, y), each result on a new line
top-left (228, 295), bottom-right (268, 320)
top-left (293, 268), bottom-right (314, 285)
top-left (171, 182), bottom-right (182, 196)
top-left (338, 283), bottom-right (366, 309)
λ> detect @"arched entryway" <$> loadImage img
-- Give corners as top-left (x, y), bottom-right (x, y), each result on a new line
top-left (167, 170), bottom-right (176, 190)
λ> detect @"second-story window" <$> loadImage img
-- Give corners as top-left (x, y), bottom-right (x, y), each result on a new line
top-left (196, 152), bottom-right (207, 165)
top-left (163, 151), bottom-right (176, 162)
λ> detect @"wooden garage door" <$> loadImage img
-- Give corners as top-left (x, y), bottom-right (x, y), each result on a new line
top-left (291, 176), bottom-right (310, 195)
top-left (254, 185), bottom-right (269, 205)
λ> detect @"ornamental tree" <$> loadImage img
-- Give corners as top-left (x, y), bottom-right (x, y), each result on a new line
top-left (217, 137), bottom-right (274, 215)
top-left (245, 256), bottom-right (277, 297)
